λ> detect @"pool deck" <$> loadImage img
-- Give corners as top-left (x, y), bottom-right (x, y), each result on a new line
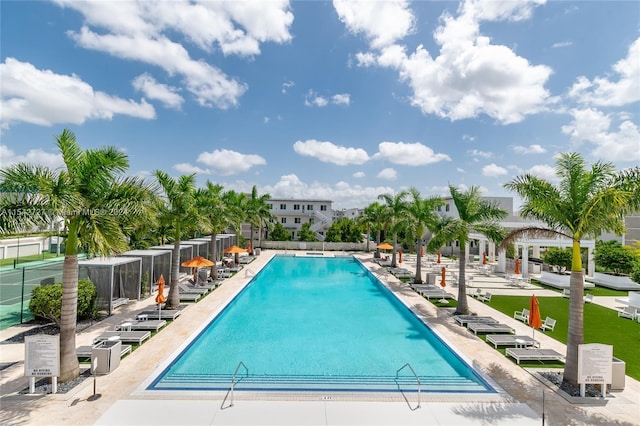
top-left (1, 251), bottom-right (638, 426)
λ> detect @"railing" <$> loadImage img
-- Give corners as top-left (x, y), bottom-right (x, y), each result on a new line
top-left (222, 361), bottom-right (248, 409)
top-left (396, 363), bottom-right (421, 410)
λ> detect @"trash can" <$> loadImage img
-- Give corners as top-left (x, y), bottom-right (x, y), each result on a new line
top-left (426, 273), bottom-right (436, 284)
top-left (91, 339), bottom-right (122, 374)
top-left (610, 357), bottom-right (625, 391)
top-left (255, 248), bottom-right (261, 256)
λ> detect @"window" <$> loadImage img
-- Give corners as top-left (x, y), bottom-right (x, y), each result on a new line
top-left (445, 204), bottom-right (450, 212)
top-left (310, 218), bottom-right (315, 224)
top-left (437, 206), bottom-right (442, 211)
top-left (281, 217), bottom-right (287, 224)
top-left (307, 204), bottom-right (314, 210)
top-left (293, 204), bottom-right (300, 210)
top-left (280, 204), bottom-right (287, 210)
top-left (267, 203), bottom-right (272, 209)
top-left (320, 205), bottom-right (327, 211)
top-left (294, 218), bottom-right (301, 224)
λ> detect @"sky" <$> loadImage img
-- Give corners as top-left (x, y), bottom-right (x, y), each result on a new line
top-left (1, 0), bottom-right (639, 211)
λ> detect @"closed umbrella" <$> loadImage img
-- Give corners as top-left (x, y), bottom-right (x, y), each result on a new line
top-left (529, 294), bottom-right (543, 339)
top-left (155, 275), bottom-right (166, 320)
top-left (514, 258), bottom-right (521, 274)
top-left (181, 256), bottom-right (215, 283)
top-left (398, 249), bottom-right (402, 263)
top-left (247, 241), bottom-right (252, 255)
top-left (437, 250), bottom-right (441, 264)
top-left (482, 252), bottom-right (487, 265)
top-left (439, 267), bottom-right (448, 303)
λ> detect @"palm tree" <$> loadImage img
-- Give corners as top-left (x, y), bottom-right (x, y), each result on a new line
top-left (428, 185), bottom-right (507, 315)
top-left (403, 188), bottom-right (445, 284)
top-left (194, 181), bottom-right (229, 280)
top-left (222, 190), bottom-right (247, 262)
top-left (378, 191), bottom-right (410, 267)
top-left (245, 185), bottom-right (273, 253)
top-left (504, 152), bottom-right (640, 386)
top-left (154, 172), bottom-right (197, 309)
top-left (364, 202), bottom-right (387, 258)
top-left (0, 129), bottom-right (151, 382)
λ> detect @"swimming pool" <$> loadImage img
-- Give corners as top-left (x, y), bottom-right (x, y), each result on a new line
top-left (148, 255), bottom-right (495, 393)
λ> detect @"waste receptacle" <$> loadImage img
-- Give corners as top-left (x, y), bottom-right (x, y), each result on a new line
top-left (610, 357), bottom-right (625, 391)
top-left (91, 339), bottom-right (122, 374)
top-left (426, 273), bottom-right (436, 284)
top-left (255, 248), bottom-right (261, 256)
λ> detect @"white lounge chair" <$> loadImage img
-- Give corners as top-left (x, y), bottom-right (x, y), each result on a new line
top-left (478, 292), bottom-right (492, 302)
top-left (453, 315), bottom-right (498, 326)
top-left (506, 348), bottom-right (564, 364)
top-left (514, 308), bottom-right (530, 323)
top-left (618, 306), bottom-right (637, 320)
top-left (467, 322), bottom-right (514, 335)
top-left (115, 319), bottom-right (167, 332)
top-left (583, 294), bottom-right (594, 304)
top-left (540, 317), bottom-right (556, 332)
top-left (486, 334), bottom-right (539, 349)
top-left (93, 330), bottom-right (151, 345)
top-left (470, 288), bottom-right (483, 298)
top-left (560, 289), bottom-right (570, 298)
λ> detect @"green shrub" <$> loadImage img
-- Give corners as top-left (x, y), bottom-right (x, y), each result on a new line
top-left (631, 261), bottom-right (640, 284)
top-left (542, 247), bottom-right (572, 272)
top-left (29, 279), bottom-right (97, 326)
top-left (594, 240), bottom-right (638, 275)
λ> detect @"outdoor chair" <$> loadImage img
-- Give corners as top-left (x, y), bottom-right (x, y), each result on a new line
top-left (617, 306), bottom-right (637, 320)
top-left (561, 289), bottom-right (570, 298)
top-left (583, 294), bottom-right (594, 304)
top-left (540, 317), bottom-right (556, 332)
top-left (514, 308), bottom-right (530, 323)
top-left (478, 292), bottom-right (492, 303)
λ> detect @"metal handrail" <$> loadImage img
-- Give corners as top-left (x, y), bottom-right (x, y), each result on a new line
top-left (229, 361), bottom-right (248, 407)
top-left (396, 363), bottom-right (421, 409)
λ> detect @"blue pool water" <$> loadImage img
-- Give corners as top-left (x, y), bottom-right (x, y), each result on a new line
top-left (149, 255), bottom-right (494, 393)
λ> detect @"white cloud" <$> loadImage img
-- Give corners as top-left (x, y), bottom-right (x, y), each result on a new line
top-left (196, 148), bottom-right (266, 175)
top-left (263, 116), bottom-right (270, 124)
top-left (304, 90), bottom-right (351, 107)
top-left (568, 37), bottom-right (640, 107)
top-left (305, 95), bottom-right (328, 107)
top-left (0, 145), bottom-right (64, 169)
top-left (467, 149), bottom-right (492, 158)
top-left (561, 108), bottom-right (640, 162)
top-left (482, 163), bottom-right (508, 177)
top-left (332, 93), bottom-right (351, 105)
top-left (552, 41), bottom-right (573, 48)
top-left (0, 58), bottom-right (155, 129)
top-left (333, 0), bottom-right (414, 49)
top-left (462, 134), bottom-right (476, 142)
top-left (527, 164), bottom-right (556, 181)
top-left (282, 80), bottom-right (295, 93)
top-left (513, 144), bottom-right (546, 154)
top-left (355, 51), bottom-right (377, 67)
top-left (293, 140), bottom-right (369, 165)
top-left (132, 73), bottom-right (183, 109)
top-left (377, 167), bottom-right (397, 180)
top-left (375, 141), bottom-right (451, 166)
top-left (353, 171), bottom-right (365, 178)
top-left (257, 173), bottom-right (395, 210)
top-left (173, 163), bottom-right (210, 174)
top-left (337, 0), bottom-right (552, 124)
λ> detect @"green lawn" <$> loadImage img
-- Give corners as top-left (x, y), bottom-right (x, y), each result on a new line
top-left (0, 252), bottom-right (64, 267)
top-left (487, 295), bottom-right (640, 380)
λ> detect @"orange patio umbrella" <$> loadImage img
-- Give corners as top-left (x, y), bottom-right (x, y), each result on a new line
top-left (224, 245), bottom-right (247, 265)
top-left (155, 275), bottom-right (166, 320)
top-left (439, 267), bottom-right (449, 303)
top-left (529, 294), bottom-right (543, 339)
top-left (398, 249), bottom-right (402, 263)
top-left (482, 252), bottom-right (487, 265)
top-left (247, 240), bottom-right (252, 255)
top-left (376, 242), bottom-right (393, 250)
top-left (514, 258), bottom-right (521, 274)
top-left (437, 250), bottom-right (441, 264)
top-left (181, 256), bottom-right (215, 283)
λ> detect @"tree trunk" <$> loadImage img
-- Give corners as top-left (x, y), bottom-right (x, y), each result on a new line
top-left (374, 230), bottom-right (381, 259)
top-left (209, 232), bottom-right (218, 281)
top-left (391, 233), bottom-right (398, 268)
top-left (59, 253), bottom-right (79, 382)
top-left (563, 241), bottom-right (585, 385)
top-left (455, 245), bottom-right (469, 315)
top-left (414, 241), bottom-right (423, 284)
top-left (167, 239), bottom-right (181, 309)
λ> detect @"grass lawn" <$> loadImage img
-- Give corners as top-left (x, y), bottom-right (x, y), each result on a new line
top-left (0, 252), bottom-right (64, 267)
top-left (488, 295), bottom-right (640, 380)
top-left (530, 279), bottom-right (628, 297)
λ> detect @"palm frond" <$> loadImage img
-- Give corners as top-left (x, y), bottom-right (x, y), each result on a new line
top-left (499, 227), bottom-right (571, 250)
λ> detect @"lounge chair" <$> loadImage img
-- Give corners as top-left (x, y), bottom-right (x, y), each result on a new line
top-left (420, 290), bottom-right (455, 300)
top-left (115, 319), bottom-right (166, 332)
top-left (76, 343), bottom-right (131, 359)
top-left (179, 292), bottom-right (202, 302)
top-left (617, 306), bottom-right (637, 320)
top-left (514, 308), bottom-right (530, 323)
top-left (560, 289), bottom-right (570, 298)
top-left (112, 297), bottom-right (129, 309)
top-left (179, 282), bottom-right (209, 295)
top-left (467, 322), bottom-right (514, 335)
top-left (583, 294), bottom-right (594, 303)
top-left (505, 348), bottom-right (564, 364)
top-left (486, 334), bottom-right (539, 349)
top-left (477, 292), bottom-right (492, 302)
top-left (137, 304), bottom-right (188, 320)
top-left (470, 288), bottom-right (483, 298)
top-left (93, 330), bottom-right (151, 345)
top-left (540, 317), bottom-right (556, 332)
top-left (453, 315), bottom-right (498, 326)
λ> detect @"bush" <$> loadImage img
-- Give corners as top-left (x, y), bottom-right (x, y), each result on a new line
top-left (631, 261), bottom-right (640, 284)
top-left (542, 247), bottom-right (573, 272)
top-left (594, 240), bottom-right (638, 275)
top-left (29, 279), bottom-right (98, 326)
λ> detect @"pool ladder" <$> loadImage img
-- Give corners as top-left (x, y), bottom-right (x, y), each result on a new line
top-left (222, 361), bottom-right (248, 409)
top-left (396, 363), bottom-right (421, 410)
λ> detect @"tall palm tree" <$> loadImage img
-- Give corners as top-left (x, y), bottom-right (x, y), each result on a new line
top-left (245, 185), bottom-right (273, 253)
top-left (403, 188), bottom-right (444, 284)
top-left (428, 185), bottom-right (507, 315)
top-left (0, 129), bottom-right (151, 382)
top-left (154, 172), bottom-right (197, 309)
top-left (378, 191), bottom-right (409, 267)
top-left (194, 181), bottom-right (229, 280)
top-left (504, 152), bottom-right (640, 386)
top-left (222, 189), bottom-right (247, 262)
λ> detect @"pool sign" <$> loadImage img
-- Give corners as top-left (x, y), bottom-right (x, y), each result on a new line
top-left (578, 343), bottom-right (612, 384)
top-left (25, 335), bottom-right (60, 377)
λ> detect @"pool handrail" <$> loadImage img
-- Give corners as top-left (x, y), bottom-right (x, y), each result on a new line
top-left (225, 361), bottom-right (248, 408)
top-left (395, 363), bottom-right (421, 410)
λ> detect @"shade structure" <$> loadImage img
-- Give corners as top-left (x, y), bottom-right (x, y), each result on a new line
top-left (181, 256), bottom-right (214, 282)
top-left (514, 258), bottom-right (521, 274)
top-left (482, 252), bottom-right (487, 265)
top-left (437, 250), bottom-right (441, 264)
top-left (376, 243), bottom-right (393, 250)
top-left (528, 294), bottom-right (543, 339)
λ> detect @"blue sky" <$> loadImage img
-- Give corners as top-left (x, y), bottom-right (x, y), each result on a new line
top-left (1, 0), bottom-right (639, 210)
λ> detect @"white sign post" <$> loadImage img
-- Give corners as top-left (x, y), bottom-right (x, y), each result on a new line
top-left (24, 335), bottom-right (60, 394)
top-left (577, 343), bottom-right (612, 398)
